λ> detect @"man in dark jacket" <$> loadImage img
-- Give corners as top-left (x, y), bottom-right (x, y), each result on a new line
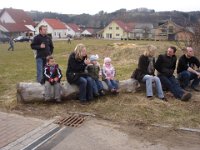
top-left (177, 47), bottom-right (200, 91)
top-left (31, 25), bottom-right (54, 84)
top-left (155, 46), bottom-right (192, 101)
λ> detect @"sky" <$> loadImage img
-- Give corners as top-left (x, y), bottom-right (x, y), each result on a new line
top-left (1, 0), bottom-right (199, 15)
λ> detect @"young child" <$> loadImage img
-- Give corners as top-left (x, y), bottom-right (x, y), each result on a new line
top-left (44, 56), bottom-right (62, 102)
top-left (102, 57), bottom-right (119, 93)
top-left (85, 55), bottom-right (105, 97)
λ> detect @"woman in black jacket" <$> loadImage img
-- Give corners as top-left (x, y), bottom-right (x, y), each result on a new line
top-left (66, 43), bottom-right (93, 104)
top-left (132, 45), bottom-right (166, 100)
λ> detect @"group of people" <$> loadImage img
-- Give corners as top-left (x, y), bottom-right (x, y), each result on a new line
top-left (31, 25), bottom-right (119, 104)
top-left (132, 45), bottom-right (200, 101)
top-left (31, 25), bottom-right (200, 104)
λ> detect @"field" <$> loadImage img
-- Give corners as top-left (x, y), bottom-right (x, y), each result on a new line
top-left (0, 39), bottom-right (200, 129)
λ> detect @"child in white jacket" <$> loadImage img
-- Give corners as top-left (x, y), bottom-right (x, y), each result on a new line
top-left (102, 57), bottom-right (119, 93)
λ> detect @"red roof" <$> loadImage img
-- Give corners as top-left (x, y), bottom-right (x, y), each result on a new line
top-left (43, 18), bottom-right (67, 29)
top-left (0, 8), bottom-right (35, 32)
top-left (66, 23), bottom-right (82, 32)
top-left (0, 8), bottom-right (35, 26)
top-left (113, 20), bottom-right (134, 32)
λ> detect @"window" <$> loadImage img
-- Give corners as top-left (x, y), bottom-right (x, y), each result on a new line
top-left (109, 27), bottom-right (112, 30)
top-left (168, 26), bottom-right (174, 33)
top-left (116, 34), bottom-right (120, 36)
top-left (116, 27), bottom-right (119, 30)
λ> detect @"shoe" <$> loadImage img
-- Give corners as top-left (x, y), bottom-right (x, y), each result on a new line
top-left (160, 97), bottom-right (168, 102)
top-left (94, 93), bottom-right (100, 97)
top-left (183, 87), bottom-right (192, 92)
top-left (55, 98), bottom-right (62, 103)
top-left (147, 96), bottom-right (153, 100)
top-left (80, 100), bottom-right (90, 105)
top-left (191, 86), bottom-right (200, 92)
top-left (99, 90), bottom-right (105, 96)
top-left (181, 92), bottom-right (192, 101)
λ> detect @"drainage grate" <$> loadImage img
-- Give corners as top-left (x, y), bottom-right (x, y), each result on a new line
top-left (54, 114), bottom-right (85, 127)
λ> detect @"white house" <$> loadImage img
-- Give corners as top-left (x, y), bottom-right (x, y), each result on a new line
top-left (0, 8), bottom-right (35, 37)
top-left (35, 18), bottom-right (68, 39)
top-left (65, 23), bottom-right (82, 37)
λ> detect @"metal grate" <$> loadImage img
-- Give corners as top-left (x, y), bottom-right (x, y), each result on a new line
top-left (54, 114), bottom-right (85, 127)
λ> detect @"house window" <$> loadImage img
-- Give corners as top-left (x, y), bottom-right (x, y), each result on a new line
top-left (116, 27), bottom-right (119, 30)
top-left (109, 27), bottom-right (112, 30)
top-left (116, 34), bottom-right (120, 36)
top-left (168, 26), bottom-right (174, 33)
top-left (55, 32), bottom-right (56, 36)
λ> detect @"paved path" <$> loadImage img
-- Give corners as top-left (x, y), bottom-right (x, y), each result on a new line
top-left (0, 112), bottom-right (58, 150)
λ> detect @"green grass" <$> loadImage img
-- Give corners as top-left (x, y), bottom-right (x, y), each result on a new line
top-left (0, 39), bottom-right (200, 129)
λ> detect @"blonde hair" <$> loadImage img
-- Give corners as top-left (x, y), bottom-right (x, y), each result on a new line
top-left (143, 45), bottom-right (157, 57)
top-left (74, 43), bottom-right (86, 60)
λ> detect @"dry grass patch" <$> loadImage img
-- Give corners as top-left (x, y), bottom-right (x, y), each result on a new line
top-left (0, 39), bottom-right (200, 129)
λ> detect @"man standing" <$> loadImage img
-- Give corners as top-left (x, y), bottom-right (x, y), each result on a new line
top-left (177, 47), bottom-right (200, 91)
top-left (31, 25), bottom-right (54, 84)
top-left (155, 46), bottom-right (192, 101)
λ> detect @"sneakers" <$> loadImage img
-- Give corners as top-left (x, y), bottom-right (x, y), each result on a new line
top-left (80, 100), bottom-right (90, 105)
top-left (181, 92), bottom-right (192, 101)
top-left (99, 90), bottom-right (105, 96)
top-left (191, 86), bottom-right (200, 92)
top-left (160, 97), bottom-right (168, 101)
top-left (147, 96), bottom-right (153, 100)
top-left (55, 98), bottom-right (62, 103)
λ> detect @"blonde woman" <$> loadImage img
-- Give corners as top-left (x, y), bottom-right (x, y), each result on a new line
top-left (66, 43), bottom-right (93, 104)
top-left (132, 45), bottom-right (166, 100)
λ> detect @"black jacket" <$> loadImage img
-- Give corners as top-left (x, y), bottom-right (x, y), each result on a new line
top-left (31, 34), bottom-right (54, 58)
top-left (177, 54), bottom-right (200, 74)
top-left (66, 52), bottom-right (87, 84)
top-left (132, 55), bottom-right (155, 81)
top-left (155, 54), bottom-right (177, 77)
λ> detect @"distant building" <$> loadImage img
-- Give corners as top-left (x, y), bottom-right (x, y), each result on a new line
top-left (81, 28), bottom-right (103, 38)
top-left (0, 8), bottom-right (35, 38)
top-left (154, 20), bottom-right (183, 41)
top-left (65, 23), bottom-right (82, 38)
top-left (35, 18), bottom-right (67, 39)
top-left (102, 20), bottom-right (134, 40)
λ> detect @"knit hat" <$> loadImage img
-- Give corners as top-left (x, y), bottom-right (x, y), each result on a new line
top-left (90, 54), bottom-right (99, 62)
top-left (104, 57), bottom-right (111, 63)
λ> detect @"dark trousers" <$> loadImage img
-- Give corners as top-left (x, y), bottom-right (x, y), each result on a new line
top-left (93, 79), bottom-right (104, 94)
top-left (178, 70), bottom-right (200, 89)
top-left (74, 76), bottom-right (93, 101)
top-left (158, 75), bottom-right (184, 99)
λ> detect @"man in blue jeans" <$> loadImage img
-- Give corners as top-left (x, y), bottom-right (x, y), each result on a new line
top-left (155, 46), bottom-right (192, 101)
top-left (31, 25), bottom-right (54, 84)
top-left (177, 47), bottom-right (200, 91)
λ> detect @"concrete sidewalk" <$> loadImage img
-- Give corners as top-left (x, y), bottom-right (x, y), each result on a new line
top-left (0, 112), bottom-right (59, 150)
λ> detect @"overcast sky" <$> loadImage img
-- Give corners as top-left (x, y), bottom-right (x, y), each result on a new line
top-left (1, 0), bottom-right (199, 15)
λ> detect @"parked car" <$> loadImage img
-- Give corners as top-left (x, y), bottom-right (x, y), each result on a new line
top-left (0, 37), bottom-right (10, 43)
top-left (13, 36), bottom-right (31, 42)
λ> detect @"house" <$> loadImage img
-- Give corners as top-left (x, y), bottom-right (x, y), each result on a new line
top-left (81, 28), bottom-right (103, 38)
top-left (102, 20), bottom-right (134, 40)
top-left (154, 20), bottom-right (183, 41)
top-left (175, 27), bottom-right (194, 42)
top-left (0, 8), bottom-right (35, 38)
top-left (35, 18), bottom-right (67, 39)
top-left (65, 23), bottom-right (82, 38)
top-left (132, 23), bottom-right (154, 40)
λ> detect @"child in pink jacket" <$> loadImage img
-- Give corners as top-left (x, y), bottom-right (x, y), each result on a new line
top-left (102, 57), bottom-right (119, 93)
